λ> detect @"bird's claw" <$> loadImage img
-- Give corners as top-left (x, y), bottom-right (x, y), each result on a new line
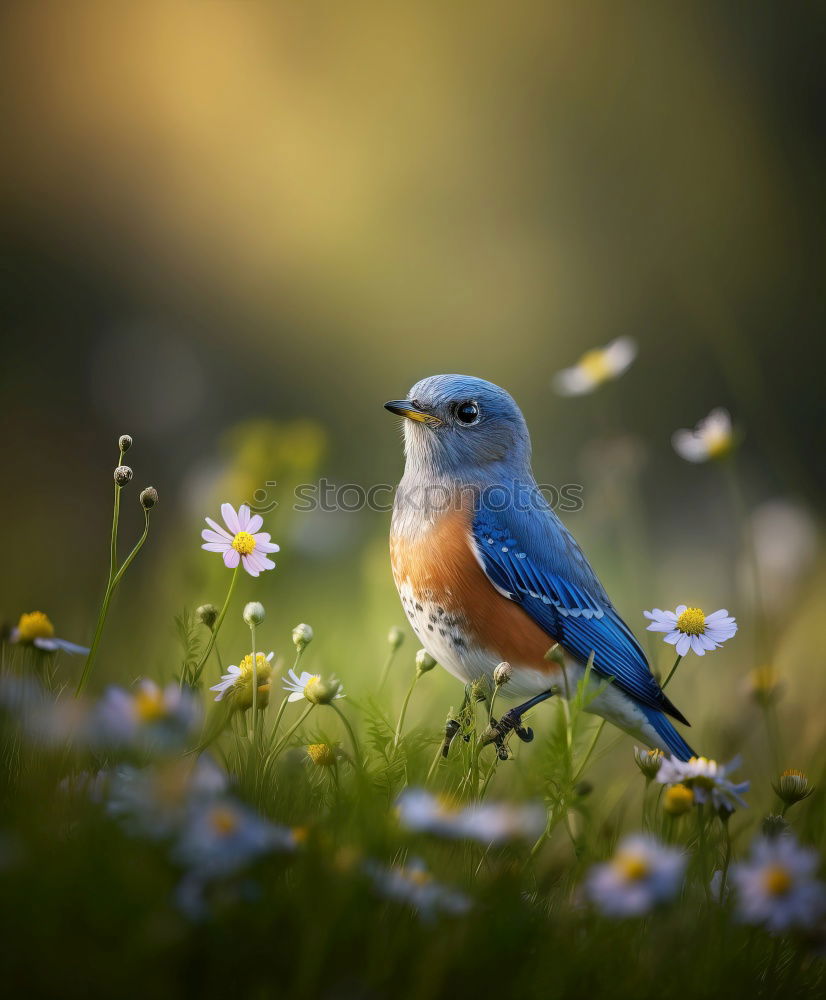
top-left (480, 708), bottom-right (534, 757)
top-left (440, 718), bottom-right (461, 758)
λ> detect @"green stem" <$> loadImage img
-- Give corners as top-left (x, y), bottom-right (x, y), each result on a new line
top-left (270, 703), bottom-right (314, 760)
top-left (722, 455), bottom-right (766, 656)
top-left (661, 654), bottom-right (683, 690)
top-left (109, 447), bottom-right (124, 578)
top-left (110, 508), bottom-right (150, 589)
top-left (378, 648), bottom-right (398, 691)
top-left (267, 695), bottom-right (291, 749)
top-left (191, 566), bottom-right (240, 685)
top-left (719, 814), bottom-right (732, 903)
top-left (393, 675), bottom-right (419, 749)
top-left (572, 719), bottom-right (606, 783)
top-left (331, 702), bottom-right (362, 768)
top-left (425, 739), bottom-right (445, 785)
top-left (76, 484), bottom-right (147, 697)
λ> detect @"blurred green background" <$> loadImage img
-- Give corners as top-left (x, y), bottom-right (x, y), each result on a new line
top-left (0, 2), bottom-right (823, 760)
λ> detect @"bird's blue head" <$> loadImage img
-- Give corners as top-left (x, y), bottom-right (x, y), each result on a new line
top-left (385, 374), bottom-right (531, 480)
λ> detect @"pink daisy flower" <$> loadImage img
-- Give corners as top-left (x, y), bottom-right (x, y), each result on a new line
top-left (201, 503), bottom-right (280, 577)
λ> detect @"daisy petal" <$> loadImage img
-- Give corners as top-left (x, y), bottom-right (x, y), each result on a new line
top-left (223, 548), bottom-right (240, 569)
top-left (205, 517), bottom-right (233, 540)
top-left (221, 503), bottom-right (241, 534)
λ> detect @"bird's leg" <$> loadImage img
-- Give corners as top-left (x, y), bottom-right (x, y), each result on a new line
top-left (440, 685), bottom-right (472, 758)
top-left (481, 688), bottom-right (557, 756)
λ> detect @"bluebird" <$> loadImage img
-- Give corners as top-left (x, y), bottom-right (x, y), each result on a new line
top-left (385, 374), bottom-right (694, 761)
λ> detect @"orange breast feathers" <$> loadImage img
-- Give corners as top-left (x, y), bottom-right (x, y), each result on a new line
top-left (390, 505), bottom-right (558, 671)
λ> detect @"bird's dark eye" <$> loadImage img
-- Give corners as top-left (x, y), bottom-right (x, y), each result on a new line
top-left (455, 401), bottom-right (480, 425)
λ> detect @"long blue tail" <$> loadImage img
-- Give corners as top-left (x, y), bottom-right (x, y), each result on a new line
top-left (641, 706), bottom-right (695, 761)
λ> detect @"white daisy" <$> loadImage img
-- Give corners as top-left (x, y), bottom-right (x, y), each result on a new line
top-left (585, 834), bottom-right (686, 917)
top-left (552, 337), bottom-right (637, 396)
top-left (644, 605), bottom-right (737, 656)
top-left (282, 669), bottom-right (344, 704)
top-left (672, 407), bottom-right (733, 462)
top-left (656, 755), bottom-right (749, 812)
top-left (210, 652), bottom-right (275, 708)
top-left (9, 610), bottom-right (89, 655)
top-left (201, 502), bottom-right (280, 577)
top-left (730, 834), bottom-right (826, 933)
top-left (397, 788), bottom-right (545, 845)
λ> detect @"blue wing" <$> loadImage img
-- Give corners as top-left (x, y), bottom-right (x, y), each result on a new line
top-left (472, 488), bottom-right (688, 725)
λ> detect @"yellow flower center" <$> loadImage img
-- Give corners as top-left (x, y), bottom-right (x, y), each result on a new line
top-left (406, 868), bottom-right (432, 887)
top-left (706, 429), bottom-right (732, 460)
top-left (578, 349), bottom-right (613, 385)
top-left (307, 743), bottom-right (337, 767)
top-left (763, 865), bottom-right (793, 897)
top-left (210, 806), bottom-right (240, 837)
top-left (676, 608), bottom-right (706, 636)
top-left (782, 769), bottom-right (805, 779)
top-left (134, 688), bottom-right (167, 723)
top-left (232, 531), bottom-right (256, 555)
top-left (238, 652), bottom-right (273, 684)
top-left (615, 853), bottom-right (650, 882)
top-left (664, 784), bottom-right (694, 815)
top-left (17, 611), bottom-right (55, 642)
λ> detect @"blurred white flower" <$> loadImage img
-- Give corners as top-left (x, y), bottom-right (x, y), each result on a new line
top-left (365, 858), bottom-right (471, 920)
top-left (672, 408), bottom-right (733, 462)
top-left (553, 337), bottom-right (637, 396)
top-left (747, 499), bottom-right (818, 612)
top-left (106, 756), bottom-right (229, 839)
top-left (201, 502), bottom-right (279, 577)
top-left (282, 669), bottom-right (344, 704)
top-left (585, 835), bottom-right (685, 917)
top-left (96, 680), bottom-right (201, 749)
top-left (644, 605), bottom-right (737, 656)
top-left (397, 788), bottom-right (545, 845)
top-left (0, 674), bottom-right (91, 746)
top-left (9, 610), bottom-right (88, 655)
top-left (210, 652), bottom-right (275, 708)
top-left (173, 798), bottom-right (296, 878)
top-left (657, 755), bottom-right (749, 812)
top-left (730, 835), bottom-right (826, 933)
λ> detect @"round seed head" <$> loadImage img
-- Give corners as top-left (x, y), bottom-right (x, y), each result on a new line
top-left (114, 465), bottom-right (133, 487)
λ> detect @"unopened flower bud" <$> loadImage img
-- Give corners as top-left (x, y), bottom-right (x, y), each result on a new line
top-left (306, 743), bottom-right (338, 767)
top-left (663, 784), bottom-right (694, 816)
top-left (304, 676), bottom-right (341, 705)
top-left (196, 604), bottom-right (219, 629)
top-left (114, 465), bottom-right (133, 486)
top-left (634, 746), bottom-right (664, 779)
top-left (544, 643), bottom-right (565, 667)
top-left (388, 626), bottom-right (405, 651)
top-left (292, 623), bottom-right (314, 651)
top-left (493, 662), bottom-right (512, 687)
top-left (773, 769), bottom-right (813, 807)
top-left (243, 602), bottom-right (266, 627)
top-left (415, 649), bottom-right (437, 676)
top-left (119, 434), bottom-right (133, 452)
top-left (139, 486), bottom-right (158, 509)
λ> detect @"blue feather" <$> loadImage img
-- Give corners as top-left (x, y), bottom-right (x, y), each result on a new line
top-left (472, 491), bottom-right (690, 728)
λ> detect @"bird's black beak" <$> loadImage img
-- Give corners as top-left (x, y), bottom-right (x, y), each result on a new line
top-left (383, 399), bottom-right (442, 426)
